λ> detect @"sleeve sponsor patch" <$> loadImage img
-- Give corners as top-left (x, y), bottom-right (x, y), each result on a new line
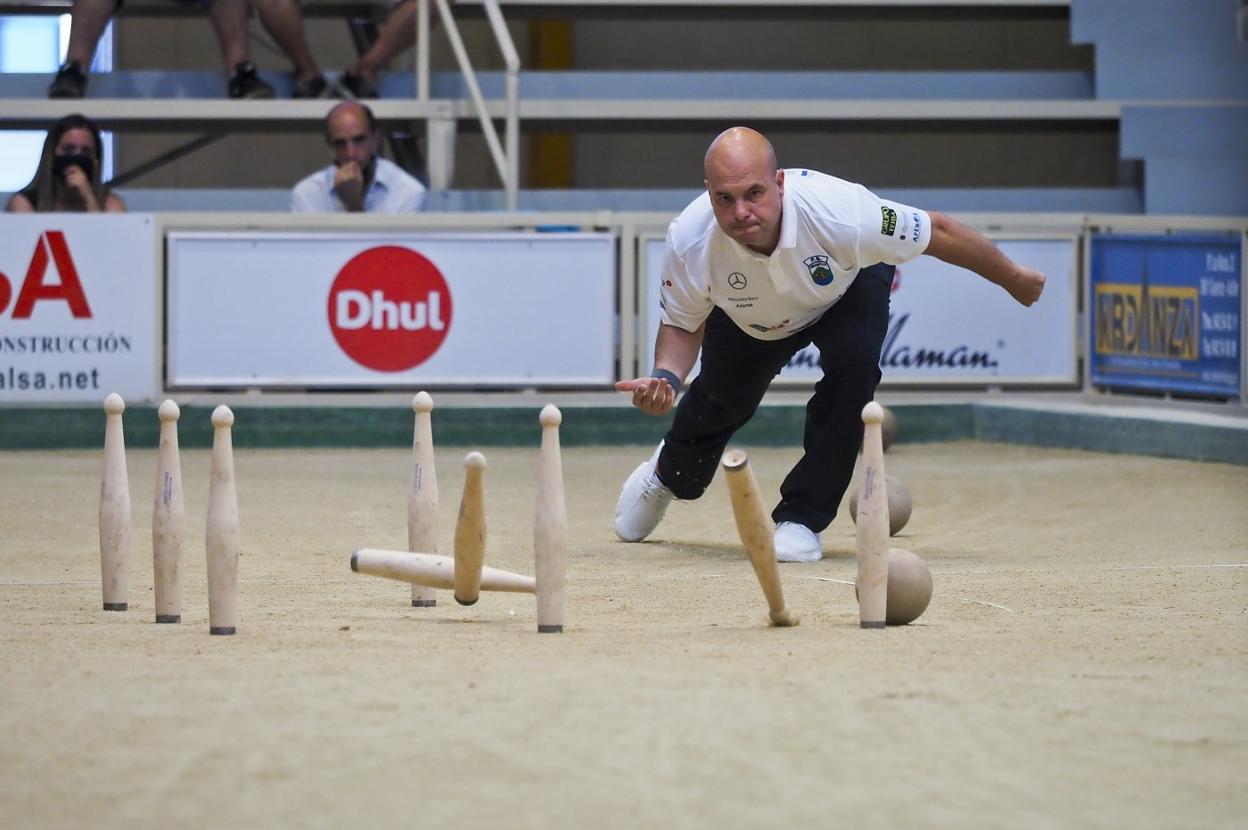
top-left (880, 206), bottom-right (898, 236)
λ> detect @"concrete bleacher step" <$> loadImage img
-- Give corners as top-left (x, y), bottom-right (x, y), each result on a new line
top-left (1071, 0), bottom-right (1248, 100)
top-left (1119, 104), bottom-right (1248, 213)
top-left (0, 68), bottom-right (1096, 101)
top-left (1070, 0), bottom-right (1248, 214)
top-left (0, 68), bottom-right (1116, 128)
top-left (417, 70), bottom-right (1098, 101)
top-left (1121, 106), bottom-right (1248, 158)
top-left (422, 186), bottom-right (1142, 214)
top-left (6, 185), bottom-right (1138, 214)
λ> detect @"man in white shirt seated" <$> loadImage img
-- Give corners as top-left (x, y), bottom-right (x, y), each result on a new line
top-left (291, 101), bottom-right (427, 213)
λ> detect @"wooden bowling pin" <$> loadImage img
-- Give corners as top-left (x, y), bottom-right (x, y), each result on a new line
top-left (352, 549), bottom-right (535, 595)
top-left (534, 405), bottom-right (567, 634)
top-left (407, 392), bottom-right (439, 608)
top-left (206, 406), bottom-right (240, 635)
top-left (453, 452), bottom-right (487, 606)
top-left (855, 402), bottom-right (889, 629)
top-left (99, 393), bottom-right (131, 611)
top-left (721, 449), bottom-right (799, 628)
top-left (152, 400), bottom-right (185, 624)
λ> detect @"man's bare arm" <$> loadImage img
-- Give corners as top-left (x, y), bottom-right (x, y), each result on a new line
top-left (925, 210), bottom-right (1045, 307)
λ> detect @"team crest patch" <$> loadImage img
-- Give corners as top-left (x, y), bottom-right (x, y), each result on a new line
top-left (880, 206), bottom-right (897, 236)
top-left (804, 255), bottom-right (833, 286)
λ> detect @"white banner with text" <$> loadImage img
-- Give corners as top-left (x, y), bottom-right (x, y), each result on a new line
top-left (641, 237), bottom-right (1078, 385)
top-left (0, 214), bottom-right (159, 403)
top-left (167, 232), bottom-right (617, 387)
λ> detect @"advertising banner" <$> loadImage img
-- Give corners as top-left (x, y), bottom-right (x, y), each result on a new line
top-left (167, 232), bottom-right (617, 388)
top-left (0, 215), bottom-right (159, 403)
top-left (642, 237), bottom-right (1077, 385)
top-left (1090, 233), bottom-right (1241, 398)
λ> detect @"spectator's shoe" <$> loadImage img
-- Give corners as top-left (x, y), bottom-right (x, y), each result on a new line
top-left (228, 62), bottom-right (276, 100)
top-left (614, 443), bottom-right (674, 542)
top-left (336, 71), bottom-right (380, 100)
top-left (48, 61), bottom-right (87, 99)
top-left (292, 73), bottom-right (334, 99)
top-left (773, 522), bottom-right (822, 563)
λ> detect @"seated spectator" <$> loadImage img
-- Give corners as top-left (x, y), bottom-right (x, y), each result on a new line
top-left (6, 114), bottom-right (125, 213)
top-left (291, 101), bottom-right (427, 213)
top-left (49, 0), bottom-right (331, 100)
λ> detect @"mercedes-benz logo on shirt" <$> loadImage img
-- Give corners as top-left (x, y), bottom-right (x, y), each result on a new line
top-left (728, 272), bottom-right (747, 290)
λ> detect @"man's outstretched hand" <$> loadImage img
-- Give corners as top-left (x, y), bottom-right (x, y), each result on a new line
top-left (1005, 265), bottom-right (1046, 307)
top-left (615, 377), bottom-right (677, 416)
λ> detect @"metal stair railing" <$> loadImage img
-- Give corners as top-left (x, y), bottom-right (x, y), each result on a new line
top-left (422, 0), bottom-right (520, 209)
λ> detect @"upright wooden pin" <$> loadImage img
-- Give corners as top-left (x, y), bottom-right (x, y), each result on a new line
top-left (408, 392), bottom-right (439, 608)
top-left (453, 452), bottom-right (487, 606)
top-left (534, 404), bottom-right (567, 634)
top-left (206, 405), bottom-right (240, 636)
top-left (152, 400), bottom-right (185, 624)
top-left (99, 392), bottom-right (131, 611)
top-left (855, 401), bottom-right (889, 629)
top-left (721, 449), bottom-right (798, 628)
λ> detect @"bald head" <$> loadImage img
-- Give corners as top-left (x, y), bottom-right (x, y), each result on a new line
top-left (703, 127), bottom-right (785, 255)
top-left (326, 101), bottom-right (375, 138)
top-left (325, 100), bottom-right (380, 172)
top-left (704, 127), bottom-right (778, 181)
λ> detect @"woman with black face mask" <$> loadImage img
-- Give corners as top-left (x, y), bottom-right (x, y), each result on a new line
top-left (7, 113), bottom-right (125, 213)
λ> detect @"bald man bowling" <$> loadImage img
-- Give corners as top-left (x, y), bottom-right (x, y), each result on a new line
top-left (613, 126), bottom-right (1045, 562)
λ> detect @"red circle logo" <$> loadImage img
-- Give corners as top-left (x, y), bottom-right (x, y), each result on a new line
top-left (327, 246), bottom-right (453, 372)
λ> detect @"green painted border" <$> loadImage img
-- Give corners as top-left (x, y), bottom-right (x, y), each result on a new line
top-left (0, 404), bottom-right (972, 450)
top-left (974, 406), bottom-right (1248, 465)
top-left (1, 402), bottom-right (1243, 464)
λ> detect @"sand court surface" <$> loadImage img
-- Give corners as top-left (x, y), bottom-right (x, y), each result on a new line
top-left (1, 440), bottom-right (1245, 828)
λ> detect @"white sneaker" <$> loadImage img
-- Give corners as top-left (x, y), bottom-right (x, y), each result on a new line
top-left (774, 521), bottom-right (822, 563)
top-left (614, 443), bottom-right (674, 542)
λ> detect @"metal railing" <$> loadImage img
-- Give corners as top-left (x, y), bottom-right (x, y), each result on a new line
top-left (420, 0), bottom-right (521, 209)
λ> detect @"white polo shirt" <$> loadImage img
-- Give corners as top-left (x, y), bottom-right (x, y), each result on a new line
top-left (290, 157), bottom-right (427, 214)
top-left (659, 168), bottom-right (932, 340)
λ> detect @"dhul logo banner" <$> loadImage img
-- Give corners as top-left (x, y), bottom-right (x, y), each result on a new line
top-left (1090, 233), bottom-right (1241, 398)
top-left (166, 232), bottom-right (616, 388)
top-left (0, 215), bottom-right (159, 403)
top-left (328, 246), bottom-right (453, 372)
top-left (642, 236), bottom-right (1078, 385)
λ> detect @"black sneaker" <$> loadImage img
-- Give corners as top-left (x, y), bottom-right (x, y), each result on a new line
top-left (48, 61), bottom-right (87, 99)
top-left (292, 73), bottom-right (334, 99)
top-left (336, 71), bottom-right (380, 100)
top-left (228, 62), bottom-right (275, 100)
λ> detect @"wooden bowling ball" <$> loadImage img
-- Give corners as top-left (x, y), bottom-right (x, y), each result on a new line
top-left (854, 548), bottom-right (933, 625)
top-left (848, 474), bottom-right (912, 535)
top-left (881, 405), bottom-right (899, 453)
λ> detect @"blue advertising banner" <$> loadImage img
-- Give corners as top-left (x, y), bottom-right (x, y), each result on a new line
top-left (1090, 234), bottom-right (1241, 397)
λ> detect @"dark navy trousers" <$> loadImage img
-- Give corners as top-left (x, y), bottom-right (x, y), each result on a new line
top-left (655, 262), bottom-right (894, 532)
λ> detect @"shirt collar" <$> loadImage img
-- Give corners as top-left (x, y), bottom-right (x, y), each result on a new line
top-left (776, 173), bottom-right (797, 251)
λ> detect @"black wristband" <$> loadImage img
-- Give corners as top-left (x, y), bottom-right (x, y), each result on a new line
top-left (651, 369), bottom-right (683, 394)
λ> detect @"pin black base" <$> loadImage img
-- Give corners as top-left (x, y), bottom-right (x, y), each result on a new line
top-left (537, 624), bottom-right (564, 634)
top-left (411, 600), bottom-right (436, 608)
top-left (103, 602), bottom-right (127, 611)
top-left (210, 626), bottom-right (236, 635)
top-left (454, 596), bottom-right (478, 607)
top-left (155, 614), bottom-right (180, 624)
top-left (860, 621), bottom-right (887, 629)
